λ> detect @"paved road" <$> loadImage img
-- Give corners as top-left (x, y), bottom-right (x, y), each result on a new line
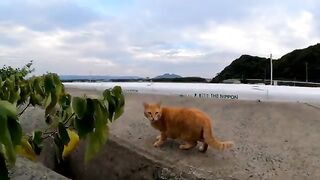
top-left (66, 88), bottom-right (320, 179)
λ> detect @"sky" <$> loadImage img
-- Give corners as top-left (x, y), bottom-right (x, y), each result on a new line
top-left (0, 0), bottom-right (319, 78)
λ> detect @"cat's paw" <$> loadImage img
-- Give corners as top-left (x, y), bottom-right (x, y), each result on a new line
top-left (156, 135), bottom-right (161, 140)
top-left (153, 140), bottom-right (164, 147)
top-left (179, 143), bottom-right (197, 150)
top-left (198, 143), bottom-right (208, 153)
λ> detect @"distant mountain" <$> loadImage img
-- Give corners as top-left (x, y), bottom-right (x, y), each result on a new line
top-left (152, 77), bottom-right (207, 83)
top-left (211, 55), bottom-right (269, 83)
top-left (152, 73), bottom-right (207, 83)
top-left (212, 43), bottom-right (320, 83)
top-left (60, 75), bottom-right (142, 82)
top-left (275, 43), bottom-right (320, 82)
top-left (153, 73), bottom-right (182, 79)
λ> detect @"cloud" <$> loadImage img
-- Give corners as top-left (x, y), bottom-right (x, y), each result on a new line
top-left (183, 10), bottom-right (319, 59)
top-left (0, 0), bottom-right (319, 78)
top-left (129, 46), bottom-right (206, 63)
top-left (0, 0), bottom-right (99, 31)
top-left (78, 57), bottom-right (116, 67)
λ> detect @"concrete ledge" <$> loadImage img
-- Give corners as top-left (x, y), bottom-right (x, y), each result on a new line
top-left (9, 157), bottom-right (69, 180)
top-left (63, 135), bottom-right (200, 180)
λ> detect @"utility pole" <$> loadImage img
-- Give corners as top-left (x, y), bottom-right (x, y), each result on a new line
top-left (270, 54), bottom-right (273, 85)
top-left (305, 62), bottom-right (308, 82)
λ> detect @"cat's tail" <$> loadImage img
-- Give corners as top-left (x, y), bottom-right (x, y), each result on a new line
top-left (203, 121), bottom-right (234, 150)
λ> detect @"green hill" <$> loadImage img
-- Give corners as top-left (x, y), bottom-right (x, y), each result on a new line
top-left (211, 43), bottom-right (320, 83)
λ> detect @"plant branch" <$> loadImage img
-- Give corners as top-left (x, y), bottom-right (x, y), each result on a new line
top-left (18, 102), bottom-right (31, 116)
top-left (42, 134), bottom-right (53, 140)
top-left (42, 131), bottom-right (56, 140)
top-left (43, 130), bottom-right (56, 135)
top-left (64, 112), bottom-right (75, 126)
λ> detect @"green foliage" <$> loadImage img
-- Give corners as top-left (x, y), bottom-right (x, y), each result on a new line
top-left (74, 98), bottom-right (95, 137)
top-left (72, 97), bottom-right (87, 119)
top-left (0, 62), bottom-right (125, 178)
top-left (30, 131), bottom-right (43, 155)
top-left (0, 152), bottom-right (9, 180)
top-left (103, 86), bottom-right (125, 121)
top-left (44, 73), bottom-right (64, 116)
top-left (0, 100), bottom-right (21, 167)
top-left (0, 61), bottom-right (33, 80)
top-left (85, 99), bottom-right (108, 162)
top-left (58, 123), bottom-right (70, 145)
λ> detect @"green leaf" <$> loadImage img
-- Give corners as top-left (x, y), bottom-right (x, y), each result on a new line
top-left (0, 100), bottom-right (17, 119)
top-left (9, 88), bottom-right (20, 106)
top-left (112, 86), bottom-right (122, 97)
top-left (0, 114), bottom-right (16, 166)
top-left (102, 89), bottom-right (110, 100)
top-left (52, 74), bottom-right (64, 92)
top-left (3, 78), bottom-right (13, 91)
top-left (0, 101), bottom-right (18, 166)
top-left (2, 89), bottom-right (9, 102)
top-left (44, 93), bottom-right (52, 110)
top-left (53, 134), bottom-right (64, 164)
top-left (43, 74), bottom-right (63, 115)
top-left (72, 97), bottom-right (86, 119)
top-left (45, 115), bottom-right (53, 125)
top-left (28, 130), bottom-right (43, 155)
top-left (28, 134), bottom-right (43, 156)
top-left (33, 77), bottom-right (44, 96)
top-left (103, 86), bottom-right (125, 121)
top-left (44, 75), bottom-right (55, 95)
top-left (74, 99), bottom-right (94, 137)
top-left (58, 123), bottom-right (70, 145)
top-left (85, 100), bottom-right (108, 162)
top-left (114, 94), bottom-right (125, 120)
top-left (103, 90), bottom-right (116, 120)
top-left (32, 131), bottom-right (43, 146)
top-left (7, 118), bottom-right (22, 146)
top-left (114, 106), bottom-right (124, 120)
top-left (17, 82), bottom-right (30, 105)
top-left (0, 152), bottom-right (9, 180)
top-left (60, 94), bottom-right (71, 110)
top-left (30, 93), bottom-right (43, 106)
top-left (45, 92), bottom-right (58, 116)
top-left (108, 99), bottom-right (116, 120)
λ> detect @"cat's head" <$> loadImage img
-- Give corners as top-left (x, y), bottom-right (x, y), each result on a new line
top-left (143, 102), bottom-right (162, 123)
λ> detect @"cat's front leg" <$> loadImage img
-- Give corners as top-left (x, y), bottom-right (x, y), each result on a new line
top-left (154, 132), bottom-right (167, 147)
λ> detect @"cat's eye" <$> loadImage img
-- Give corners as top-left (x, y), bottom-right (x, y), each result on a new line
top-left (148, 112), bottom-right (152, 115)
top-left (155, 112), bottom-right (159, 115)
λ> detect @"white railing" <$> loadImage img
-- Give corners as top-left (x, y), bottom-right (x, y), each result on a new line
top-left (64, 82), bottom-right (320, 104)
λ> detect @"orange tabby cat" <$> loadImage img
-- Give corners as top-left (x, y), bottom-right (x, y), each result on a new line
top-left (143, 102), bottom-right (233, 152)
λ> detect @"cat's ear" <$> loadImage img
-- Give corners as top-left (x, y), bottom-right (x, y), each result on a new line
top-left (156, 101), bottom-right (162, 107)
top-left (143, 102), bottom-right (148, 108)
